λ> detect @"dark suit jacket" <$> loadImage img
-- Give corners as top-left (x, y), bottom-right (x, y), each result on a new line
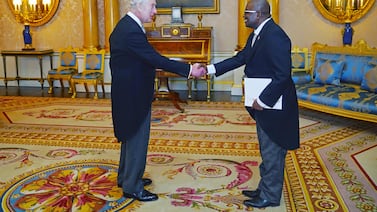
top-left (109, 14), bottom-right (190, 141)
top-left (214, 19), bottom-right (299, 150)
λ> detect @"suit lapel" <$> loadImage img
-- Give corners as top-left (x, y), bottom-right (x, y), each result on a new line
top-left (247, 20), bottom-right (274, 60)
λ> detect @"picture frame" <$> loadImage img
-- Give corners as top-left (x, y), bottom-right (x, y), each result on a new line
top-left (171, 6), bottom-right (184, 23)
top-left (156, 0), bottom-right (220, 14)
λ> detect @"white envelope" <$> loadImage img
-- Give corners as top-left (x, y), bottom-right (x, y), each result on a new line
top-left (244, 78), bottom-right (282, 110)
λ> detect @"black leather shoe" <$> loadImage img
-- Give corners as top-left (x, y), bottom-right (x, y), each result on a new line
top-left (142, 178), bottom-right (152, 186)
top-left (118, 178), bottom-right (152, 187)
top-left (123, 189), bottom-right (158, 202)
top-left (242, 189), bottom-right (260, 198)
top-left (244, 196), bottom-right (280, 208)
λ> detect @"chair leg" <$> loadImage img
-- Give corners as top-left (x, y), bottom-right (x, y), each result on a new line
top-left (93, 81), bottom-right (98, 99)
top-left (47, 77), bottom-right (53, 94)
top-left (68, 81), bottom-right (73, 94)
top-left (59, 79), bottom-right (64, 89)
top-left (101, 81), bottom-right (105, 97)
top-left (71, 81), bottom-right (77, 98)
top-left (84, 83), bottom-right (89, 93)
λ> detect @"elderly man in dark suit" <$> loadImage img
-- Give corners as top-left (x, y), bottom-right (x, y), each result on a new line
top-left (109, 0), bottom-right (206, 202)
top-left (207, 0), bottom-right (300, 208)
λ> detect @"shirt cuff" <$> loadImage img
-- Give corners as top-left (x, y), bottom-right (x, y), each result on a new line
top-left (256, 97), bottom-right (271, 109)
top-left (207, 64), bottom-right (216, 75)
top-left (188, 64), bottom-right (192, 79)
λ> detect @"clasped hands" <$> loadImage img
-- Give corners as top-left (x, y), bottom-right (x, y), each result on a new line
top-left (191, 63), bottom-right (208, 78)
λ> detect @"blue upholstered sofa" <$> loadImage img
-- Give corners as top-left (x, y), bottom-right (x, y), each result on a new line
top-left (293, 40), bottom-right (377, 123)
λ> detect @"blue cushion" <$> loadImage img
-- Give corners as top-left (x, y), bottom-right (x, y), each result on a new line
top-left (72, 72), bottom-right (102, 79)
top-left (341, 55), bottom-right (373, 84)
top-left (314, 58), bottom-right (345, 85)
top-left (313, 53), bottom-right (341, 79)
top-left (360, 61), bottom-right (377, 93)
top-left (61, 52), bottom-right (77, 67)
top-left (291, 52), bottom-right (306, 69)
top-left (292, 72), bottom-right (312, 84)
top-left (295, 82), bottom-right (377, 115)
top-left (86, 54), bottom-right (102, 70)
top-left (48, 68), bottom-right (76, 75)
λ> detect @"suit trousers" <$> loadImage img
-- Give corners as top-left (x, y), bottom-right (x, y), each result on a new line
top-left (118, 110), bottom-right (151, 193)
top-left (256, 121), bottom-right (287, 203)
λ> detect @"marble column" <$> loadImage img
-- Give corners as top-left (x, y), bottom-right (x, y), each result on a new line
top-left (82, 0), bottom-right (99, 50)
top-left (104, 0), bottom-right (120, 51)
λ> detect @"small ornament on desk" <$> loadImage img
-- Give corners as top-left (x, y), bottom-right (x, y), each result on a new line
top-left (197, 13), bottom-right (203, 28)
top-left (152, 15), bottom-right (157, 30)
top-left (22, 24), bottom-right (35, 51)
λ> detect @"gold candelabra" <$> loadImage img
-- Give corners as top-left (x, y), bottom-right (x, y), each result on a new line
top-left (12, 0), bottom-right (52, 25)
top-left (323, 0), bottom-right (367, 23)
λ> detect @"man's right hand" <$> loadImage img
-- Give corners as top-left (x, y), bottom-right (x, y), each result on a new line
top-left (191, 63), bottom-right (208, 78)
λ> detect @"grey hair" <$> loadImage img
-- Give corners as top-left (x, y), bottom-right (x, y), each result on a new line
top-left (130, 0), bottom-right (147, 8)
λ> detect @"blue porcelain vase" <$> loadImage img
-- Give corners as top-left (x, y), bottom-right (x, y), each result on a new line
top-left (22, 24), bottom-right (34, 50)
top-left (342, 23), bottom-right (353, 46)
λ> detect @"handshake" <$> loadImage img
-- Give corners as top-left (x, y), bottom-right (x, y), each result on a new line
top-left (191, 63), bottom-right (208, 78)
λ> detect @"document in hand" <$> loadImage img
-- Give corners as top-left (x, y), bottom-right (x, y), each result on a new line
top-left (244, 78), bottom-right (282, 110)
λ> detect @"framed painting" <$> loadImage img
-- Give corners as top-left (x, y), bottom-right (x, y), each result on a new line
top-left (156, 0), bottom-right (220, 14)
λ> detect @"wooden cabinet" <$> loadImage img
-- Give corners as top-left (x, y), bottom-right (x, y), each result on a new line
top-left (146, 24), bottom-right (212, 103)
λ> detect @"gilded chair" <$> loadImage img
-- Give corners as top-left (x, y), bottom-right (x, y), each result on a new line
top-left (71, 49), bottom-right (106, 99)
top-left (47, 47), bottom-right (79, 94)
top-left (291, 46), bottom-right (311, 84)
top-left (291, 46), bottom-right (309, 73)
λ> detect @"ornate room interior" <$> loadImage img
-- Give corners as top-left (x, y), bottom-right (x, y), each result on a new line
top-left (0, 0), bottom-right (376, 96)
top-left (0, 1), bottom-right (377, 212)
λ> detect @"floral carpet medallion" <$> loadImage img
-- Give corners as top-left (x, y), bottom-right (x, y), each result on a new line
top-left (0, 96), bottom-right (376, 211)
top-left (0, 146), bottom-right (261, 212)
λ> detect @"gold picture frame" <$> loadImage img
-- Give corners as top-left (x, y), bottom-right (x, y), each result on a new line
top-left (157, 0), bottom-right (220, 14)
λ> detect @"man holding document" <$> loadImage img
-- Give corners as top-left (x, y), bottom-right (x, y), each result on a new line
top-left (206, 0), bottom-right (299, 208)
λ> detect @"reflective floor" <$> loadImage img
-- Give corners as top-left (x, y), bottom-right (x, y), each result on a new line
top-left (0, 86), bottom-right (242, 103)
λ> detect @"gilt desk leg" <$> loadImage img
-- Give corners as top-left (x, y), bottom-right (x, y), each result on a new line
top-left (2, 56), bottom-right (8, 88)
top-left (38, 55), bottom-right (44, 89)
top-left (15, 56), bottom-right (20, 86)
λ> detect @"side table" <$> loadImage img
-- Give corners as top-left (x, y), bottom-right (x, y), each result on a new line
top-left (1, 49), bottom-right (54, 89)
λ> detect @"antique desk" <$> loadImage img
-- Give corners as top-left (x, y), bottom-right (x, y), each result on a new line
top-left (146, 24), bottom-right (212, 111)
top-left (1, 49), bottom-right (54, 89)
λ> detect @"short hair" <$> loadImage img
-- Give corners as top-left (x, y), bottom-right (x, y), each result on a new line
top-left (253, 0), bottom-right (271, 16)
top-left (130, 0), bottom-right (147, 8)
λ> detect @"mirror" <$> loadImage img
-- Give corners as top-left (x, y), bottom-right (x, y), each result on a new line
top-left (313, 0), bottom-right (375, 23)
top-left (7, 0), bottom-right (60, 26)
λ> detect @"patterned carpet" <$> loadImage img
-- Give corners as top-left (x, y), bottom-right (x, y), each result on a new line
top-left (0, 96), bottom-right (376, 211)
